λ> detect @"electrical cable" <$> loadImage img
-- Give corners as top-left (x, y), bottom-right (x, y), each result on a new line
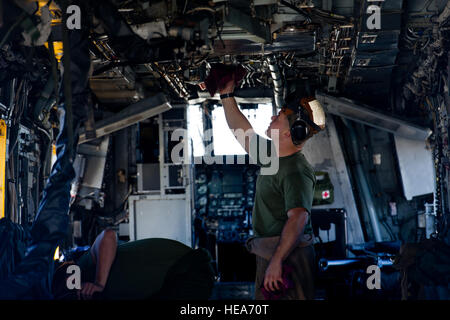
top-left (0, 11), bottom-right (27, 48)
top-left (36, 125), bottom-right (52, 141)
top-left (310, 8), bottom-right (350, 24)
top-left (47, 32), bottom-right (59, 108)
top-left (279, 0), bottom-right (311, 24)
top-left (61, 0), bottom-right (74, 155)
top-left (382, 219), bottom-right (396, 241)
top-left (185, 7), bottom-right (216, 15)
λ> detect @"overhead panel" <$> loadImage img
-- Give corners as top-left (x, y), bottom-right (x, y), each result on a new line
top-left (213, 31), bottom-right (316, 55)
top-left (356, 30), bottom-right (400, 51)
top-left (223, 5), bottom-right (272, 43)
top-left (345, 0), bottom-right (404, 105)
top-left (333, 0), bottom-right (355, 16)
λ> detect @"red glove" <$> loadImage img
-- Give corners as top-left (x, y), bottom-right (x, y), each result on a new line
top-left (202, 63), bottom-right (247, 97)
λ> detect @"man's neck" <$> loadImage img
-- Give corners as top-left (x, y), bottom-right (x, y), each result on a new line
top-left (278, 145), bottom-right (302, 157)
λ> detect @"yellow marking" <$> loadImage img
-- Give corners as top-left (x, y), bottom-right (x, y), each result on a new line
top-left (54, 246), bottom-right (60, 260)
top-left (51, 142), bottom-right (57, 169)
top-left (45, 41), bottom-right (64, 62)
top-left (0, 120), bottom-right (7, 219)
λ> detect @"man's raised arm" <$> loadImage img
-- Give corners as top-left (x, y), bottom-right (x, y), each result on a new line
top-left (219, 77), bottom-right (255, 153)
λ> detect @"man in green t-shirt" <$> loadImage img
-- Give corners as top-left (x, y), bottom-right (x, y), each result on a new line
top-left (218, 73), bottom-right (324, 300)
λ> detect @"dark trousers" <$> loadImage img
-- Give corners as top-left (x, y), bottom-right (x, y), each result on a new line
top-left (254, 245), bottom-right (316, 300)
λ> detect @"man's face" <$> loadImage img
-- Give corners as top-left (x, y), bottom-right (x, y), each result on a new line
top-left (266, 108), bottom-right (291, 139)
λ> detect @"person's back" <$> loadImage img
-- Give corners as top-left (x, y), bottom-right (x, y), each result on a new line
top-left (72, 238), bottom-right (215, 300)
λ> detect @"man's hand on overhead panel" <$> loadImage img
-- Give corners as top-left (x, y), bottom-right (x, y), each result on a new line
top-left (219, 73), bottom-right (235, 95)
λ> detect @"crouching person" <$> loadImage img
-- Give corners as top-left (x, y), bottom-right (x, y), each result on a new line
top-left (52, 230), bottom-right (216, 300)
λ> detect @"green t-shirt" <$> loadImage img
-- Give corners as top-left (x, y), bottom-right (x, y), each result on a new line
top-left (77, 238), bottom-right (214, 300)
top-left (249, 134), bottom-right (316, 237)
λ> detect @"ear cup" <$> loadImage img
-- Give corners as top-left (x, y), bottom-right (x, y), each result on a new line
top-left (290, 119), bottom-right (309, 145)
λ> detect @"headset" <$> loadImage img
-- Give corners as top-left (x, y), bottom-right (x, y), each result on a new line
top-left (289, 97), bottom-right (323, 146)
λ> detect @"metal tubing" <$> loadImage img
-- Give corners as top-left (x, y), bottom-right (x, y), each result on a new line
top-left (342, 119), bottom-right (383, 242)
top-left (318, 258), bottom-right (363, 272)
top-left (266, 56), bottom-right (284, 109)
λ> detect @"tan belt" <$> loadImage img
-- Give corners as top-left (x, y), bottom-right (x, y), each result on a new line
top-left (245, 233), bottom-right (314, 261)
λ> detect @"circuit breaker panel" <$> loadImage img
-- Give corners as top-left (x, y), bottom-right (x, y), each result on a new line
top-left (128, 105), bottom-right (194, 246)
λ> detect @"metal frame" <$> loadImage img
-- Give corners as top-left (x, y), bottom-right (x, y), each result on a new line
top-left (316, 91), bottom-right (432, 140)
top-left (223, 5), bottom-right (272, 43)
top-left (129, 104), bottom-right (194, 246)
top-left (79, 93), bottom-right (172, 144)
top-left (305, 115), bottom-right (365, 246)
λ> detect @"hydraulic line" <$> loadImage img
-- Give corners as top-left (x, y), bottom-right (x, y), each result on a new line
top-left (266, 55), bottom-right (284, 109)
